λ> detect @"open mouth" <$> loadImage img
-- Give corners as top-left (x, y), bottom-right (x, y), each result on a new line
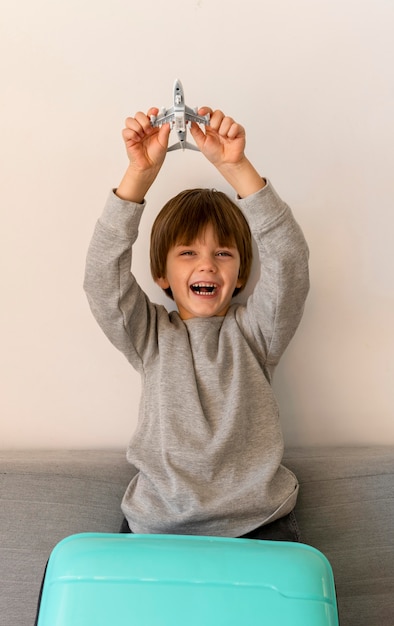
top-left (190, 282), bottom-right (218, 296)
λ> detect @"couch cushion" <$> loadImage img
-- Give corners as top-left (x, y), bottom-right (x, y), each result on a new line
top-left (284, 446), bottom-right (394, 626)
top-left (0, 450), bottom-right (131, 626)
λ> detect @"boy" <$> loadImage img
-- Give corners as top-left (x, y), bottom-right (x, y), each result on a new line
top-left (84, 107), bottom-right (309, 541)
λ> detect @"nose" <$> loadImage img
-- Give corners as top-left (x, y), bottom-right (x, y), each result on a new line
top-left (197, 253), bottom-right (217, 273)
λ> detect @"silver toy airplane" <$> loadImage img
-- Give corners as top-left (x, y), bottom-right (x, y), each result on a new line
top-left (150, 79), bottom-right (210, 152)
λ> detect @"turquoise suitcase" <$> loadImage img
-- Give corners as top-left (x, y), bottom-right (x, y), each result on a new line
top-left (37, 533), bottom-right (339, 626)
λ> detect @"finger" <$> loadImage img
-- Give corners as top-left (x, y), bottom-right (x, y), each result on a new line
top-left (189, 120), bottom-right (206, 148)
top-left (146, 106), bottom-right (159, 118)
top-left (227, 121), bottom-right (245, 140)
top-left (158, 122), bottom-right (171, 147)
top-left (122, 126), bottom-right (145, 146)
top-left (124, 114), bottom-right (146, 139)
top-left (217, 115), bottom-right (237, 137)
top-left (122, 120), bottom-right (143, 140)
top-left (213, 113), bottom-right (245, 141)
top-left (134, 110), bottom-right (154, 134)
top-left (208, 109), bottom-right (225, 131)
top-left (197, 106), bottom-right (213, 117)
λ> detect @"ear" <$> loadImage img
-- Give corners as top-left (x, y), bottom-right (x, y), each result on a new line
top-left (156, 276), bottom-right (170, 290)
top-left (236, 277), bottom-right (243, 289)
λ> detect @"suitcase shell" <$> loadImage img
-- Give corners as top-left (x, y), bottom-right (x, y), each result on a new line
top-left (37, 533), bottom-right (339, 626)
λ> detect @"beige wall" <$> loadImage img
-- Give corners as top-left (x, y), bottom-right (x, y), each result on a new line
top-left (1, 0), bottom-right (393, 448)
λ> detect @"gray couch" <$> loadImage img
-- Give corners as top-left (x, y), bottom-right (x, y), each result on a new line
top-left (1, 447), bottom-right (393, 626)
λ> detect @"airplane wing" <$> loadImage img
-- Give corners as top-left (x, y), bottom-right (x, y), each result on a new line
top-left (184, 105), bottom-right (210, 126)
top-left (150, 108), bottom-right (175, 127)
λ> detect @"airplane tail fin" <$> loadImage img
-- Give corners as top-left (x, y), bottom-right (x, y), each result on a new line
top-left (167, 141), bottom-right (199, 152)
top-left (167, 143), bottom-right (181, 152)
top-left (184, 142), bottom-right (200, 152)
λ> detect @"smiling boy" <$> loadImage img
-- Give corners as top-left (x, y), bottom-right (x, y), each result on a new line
top-left (151, 187), bottom-right (252, 320)
top-left (157, 221), bottom-right (241, 319)
top-left (84, 107), bottom-right (309, 540)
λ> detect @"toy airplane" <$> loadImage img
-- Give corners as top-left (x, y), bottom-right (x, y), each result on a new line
top-left (150, 79), bottom-right (210, 152)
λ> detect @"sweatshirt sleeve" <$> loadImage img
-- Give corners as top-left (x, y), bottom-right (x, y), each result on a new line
top-left (236, 181), bottom-right (310, 373)
top-left (83, 191), bottom-right (160, 372)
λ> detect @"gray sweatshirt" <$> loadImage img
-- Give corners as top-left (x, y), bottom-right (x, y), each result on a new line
top-left (84, 181), bottom-right (309, 536)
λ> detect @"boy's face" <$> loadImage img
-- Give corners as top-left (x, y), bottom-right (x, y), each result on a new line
top-left (156, 223), bottom-right (243, 320)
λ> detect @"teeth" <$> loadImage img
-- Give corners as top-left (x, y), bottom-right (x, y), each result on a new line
top-left (191, 283), bottom-right (217, 295)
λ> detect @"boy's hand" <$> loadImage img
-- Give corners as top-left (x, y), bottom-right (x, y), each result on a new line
top-left (190, 108), bottom-right (265, 198)
top-left (190, 108), bottom-right (245, 166)
top-left (116, 109), bottom-right (170, 203)
top-left (123, 108), bottom-right (170, 173)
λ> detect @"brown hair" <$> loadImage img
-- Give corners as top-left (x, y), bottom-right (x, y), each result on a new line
top-left (150, 188), bottom-right (253, 299)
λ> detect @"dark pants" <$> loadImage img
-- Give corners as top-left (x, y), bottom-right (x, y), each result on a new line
top-left (35, 511), bottom-right (300, 625)
top-left (120, 510), bottom-right (301, 542)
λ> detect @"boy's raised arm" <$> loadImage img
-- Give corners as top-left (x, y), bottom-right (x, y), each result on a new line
top-left (116, 108), bottom-right (171, 203)
top-left (190, 108), bottom-right (265, 198)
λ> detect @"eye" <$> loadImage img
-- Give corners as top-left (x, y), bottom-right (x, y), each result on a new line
top-left (216, 250), bottom-right (233, 257)
top-left (179, 250), bottom-right (195, 256)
